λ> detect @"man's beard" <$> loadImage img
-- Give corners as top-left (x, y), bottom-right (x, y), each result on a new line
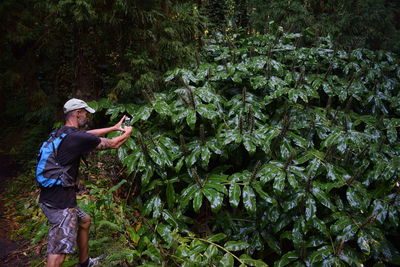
top-left (78, 118), bottom-right (88, 128)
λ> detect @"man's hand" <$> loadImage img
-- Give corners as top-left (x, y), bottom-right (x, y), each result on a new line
top-left (113, 115), bottom-right (127, 132)
top-left (96, 125), bottom-right (133, 150)
top-left (124, 126), bottom-right (133, 135)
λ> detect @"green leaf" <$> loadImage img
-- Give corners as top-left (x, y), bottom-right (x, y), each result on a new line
top-left (181, 184), bottom-right (199, 209)
top-left (186, 148), bottom-right (200, 167)
top-left (273, 171), bottom-right (286, 193)
top-left (309, 246), bottom-right (333, 264)
top-left (166, 182), bottom-right (176, 209)
top-left (197, 104), bottom-right (217, 120)
top-left (109, 179), bottom-right (127, 193)
top-left (141, 167), bottom-right (154, 186)
top-left (203, 188), bottom-right (223, 212)
top-left (274, 251), bottom-right (299, 267)
top-left (229, 184), bottom-right (241, 208)
top-left (286, 172), bottom-right (298, 189)
top-left (186, 109), bottom-right (196, 129)
top-left (204, 244), bottom-right (218, 259)
top-left (357, 231), bottom-right (370, 255)
top-left (201, 146), bottom-right (211, 166)
top-left (138, 105), bottom-right (153, 121)
top-left (207, 233), bottom-right (227, 242)
top-left (126, 225), bottom-right (140, 244)
top-left (153, 98), bottom-right (171, 116)
top-left (312, 187), bottom-right (336, 211)
top-left (252, 182), bottom-right (273, 203)
top-left (224, 241), bottom-right (250, 251)
top-left (243, 134), bottom-right (257, 153)
top-left (243, 185), bottom-right (256, 214)
top-left (240, 254), bottom-right (268, 266)
top-left (305, 197), bottom-right (317, 221)
top-left (264, 233), bottom-right (281, 254)
top-left (220, 253), bottom-right (234, 266)
top-left (193, 190), bottom-right (203, 212)
top-left (307, 158), bottom-right (321, 178)
top-left (346, 186), bottom-right (369, 211)
top-left (162, 210), bottom-right (179, 229)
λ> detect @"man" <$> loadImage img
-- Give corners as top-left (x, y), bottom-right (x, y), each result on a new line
top-left (38, 98), bottom-right (132, 267)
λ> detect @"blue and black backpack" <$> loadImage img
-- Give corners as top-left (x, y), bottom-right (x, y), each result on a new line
top-left (36, 127), bottom-right (77, 187)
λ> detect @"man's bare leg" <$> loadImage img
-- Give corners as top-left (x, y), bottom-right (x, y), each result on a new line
top-left (47, 254), bottom-right (66, 267)
top-left (77, 215), bottom-right (91, 263)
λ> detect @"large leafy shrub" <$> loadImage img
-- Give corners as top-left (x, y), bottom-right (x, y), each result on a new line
top-left (91, 27), bottom-right (400, 266)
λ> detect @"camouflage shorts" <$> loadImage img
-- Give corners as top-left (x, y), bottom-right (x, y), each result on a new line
top-left (39, 203), bottom-right (88, 255)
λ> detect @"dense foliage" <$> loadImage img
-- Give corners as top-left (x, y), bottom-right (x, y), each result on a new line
top-left (78, 26), bottom-right (400, 266)
top-left (1, 1), bottom-right (400, 266)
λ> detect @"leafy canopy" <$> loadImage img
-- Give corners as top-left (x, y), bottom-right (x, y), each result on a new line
top-left (89, 26), bottom-right (400, 266)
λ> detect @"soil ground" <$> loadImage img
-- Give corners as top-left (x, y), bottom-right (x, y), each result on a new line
top-left (0, 154), bottom-right (30, 267)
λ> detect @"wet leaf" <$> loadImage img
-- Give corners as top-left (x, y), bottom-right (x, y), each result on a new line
top-left (274, 251), bottom-right (299, 267)
top-left (229, 184), bottom-right (241, 208)
top-left (224, 241), bottom-right (250, 251)
top-left (207, 233), bottom-right (227, 242)
top-left (220, 253), bottom-right (234, 266)
top-left (243, 185), bottom-right (256, 214)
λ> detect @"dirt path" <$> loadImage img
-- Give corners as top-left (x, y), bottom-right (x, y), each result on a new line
top-left (0, 154), bottom-right (30, 267)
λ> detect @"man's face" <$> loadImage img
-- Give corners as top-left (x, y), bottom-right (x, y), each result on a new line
top-left (77, 109), bottom-right (89, 128)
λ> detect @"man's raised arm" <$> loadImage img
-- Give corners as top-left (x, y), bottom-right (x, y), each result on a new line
top-left (87, 116), bottom-right (126, 137)
top-left (96, 126), bottom-right (132, 150)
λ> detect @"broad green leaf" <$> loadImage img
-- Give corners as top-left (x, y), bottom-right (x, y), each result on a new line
top-left (181, 184), bottom-right (199, 208)
top-left (153, 98), bottom-right (171, 116)
top-left (273, 171), bottom-right (286, 193)
top-left (220, 253), bottom-right (234, 267)
top-left (243, 134), bottom-right (257, 153)
top-left (193, 190), bottom-right (203, 212)
top-left (186, 109), bottom-right (196, 129)
top-left (309, 245), bottom-right (333, 264)
top-left (307, 158), bottom-right (321, 178)
top-left (139, 105), bottom-right (153, 121)
top-left (141, 167), bottom-right (154, 186)
top-left (166, 182), bottom-right (176, 209)
top-left (229, 184), bottom-right (241, 208)
top-left (201, 146), bottom-right (211, 166)
top-left (274, 251), bottom-right (299, 267)
top-left (161, 210), bottom-right (179, 229)
top-left (239, 254), bottom-right (268, 266)
top-left (243, 186), bottom-right (256, 214)
top-left (357, 231), bottom-right (370, 255)
top-left (286, 172), bottom-right (298, 189)
top-left (203, 188), bottom-right (223, 212)
top-left (305, 197), bottom-right (317, 221)
top-left (148, 148), bottom-right (164, 167)
top-left (186, 148), bottom-right (200, 167)
top-left (264, 233), bottom-right (281, 254)
top-left (312, 187), bottom-right (336, 211)
top-left (126, 225), bottom-right (140, 244)
top-left (207, 233), bottom-right (227, 242)
top-left (204, 244), bottom-right (218, 259)
top-left (313, 217), bottom-right (329, 236)
top-left (346, 186), bottom-right (369, 212)
top-left (197, 104), bottom-right (217, 120)
top-left (252, 182), bottom-right (273, 203)
top-left (224, 241), bottom-right (250, 251)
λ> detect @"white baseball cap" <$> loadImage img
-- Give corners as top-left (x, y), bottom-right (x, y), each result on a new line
top-left (63, 98), bottom-right (95, 114)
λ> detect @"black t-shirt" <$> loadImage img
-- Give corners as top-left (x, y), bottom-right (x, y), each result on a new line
top-left (39, 126), bottom-right (100, 209)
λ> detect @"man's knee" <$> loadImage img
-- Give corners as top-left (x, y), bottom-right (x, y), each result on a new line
top-left (79, 215), bottom-right (91, 230)
top-left (47, 254), bottom-right (66, 267)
